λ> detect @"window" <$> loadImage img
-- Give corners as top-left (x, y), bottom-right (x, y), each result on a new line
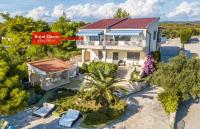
top-left (113, 52), bottom-right (119, 60)
top-left (118, 36), bottom-right (130, 41)
top-left (153, 31), bottom-right (157, 40)
top-left (89, 36), bottom-right (99, 41)
top-left (127, 52), bottom-right (140, 60)
top-left (98, 50), bottom-right (103, 60)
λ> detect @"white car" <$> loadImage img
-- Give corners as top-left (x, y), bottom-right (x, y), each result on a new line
top-left (33, 103), bottom-right (55, 118)
top-left (59, 109), bottom-right (80, 128)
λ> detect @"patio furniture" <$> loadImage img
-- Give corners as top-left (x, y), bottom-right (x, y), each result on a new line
top-left (33, 103), bottom-right (55, 118)
top-left (59, 109), bottom-right (80, 128)
top-left (118, 60), bottom-right (126, 66)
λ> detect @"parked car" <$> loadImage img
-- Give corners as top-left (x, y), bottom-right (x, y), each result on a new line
top-left (59, 109), bottom-right (80, 128)
top-left (0, 119), bottom-right (8, 129)
top-left (33, 103), bottom-right (55, 118)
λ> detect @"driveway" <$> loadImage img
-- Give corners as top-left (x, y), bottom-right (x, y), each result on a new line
top-left (3, 87), bottom-right (169, 129)
top-left (4, 108), bottom-right (84, 129)
top-left (108, 87), bottom-right (170, 129)
top-left (176, 99), bottom-right (200, 129)
top-left (161, 36), bottom-right (200, 62)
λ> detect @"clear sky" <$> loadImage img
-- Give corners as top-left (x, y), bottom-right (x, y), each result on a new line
top-left (0, 0), bottom-right (200, 22)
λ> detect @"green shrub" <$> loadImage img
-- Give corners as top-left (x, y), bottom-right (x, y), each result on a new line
top-left (87, 62), bottom-right (118, 77)
top-left (33, 84), bottom-right (42, 94)
top-left (83, 110), bottom-right (109, 125)
top-left (180, 28), bottom-right (192, 44)
top-left (107, 100), bottom-right (126, 120)
top-left (80, 63), bottom-right (88, 73)
top-left (158, 92), bottom-right (179, 114)
top-left (129, 68), bottom-right (144, 82)
top-left (83, 100), bottom-right (126, 126)
top-left (151, 51), bottom-right (161, 62)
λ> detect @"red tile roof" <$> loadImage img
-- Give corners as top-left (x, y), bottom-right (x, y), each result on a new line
top-left (110, 18), bottom-right (159, 29)
top-left (82, 18), bottom-right (159, 29)
top-left (28, 58), bottom-right (72, 73)
top-left (81, 18), bottom-right (125, 29)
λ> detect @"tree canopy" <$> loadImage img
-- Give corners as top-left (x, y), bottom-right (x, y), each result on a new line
top-left (0, 13), bottom-right (84, 61)
top-left (0, 47), bottom-right (29, 115)
top-left (113, 8), bottom-right (130, 18)
top-left (0, 13), bottom-right (86, 114)
top-left (0, 13), bottom-right (50, 55)
top-left (151, 52), bottom-right (200, 113)
top-left (151, 52), bottom-right (200, 100)
top-left (180, 28), bottom-right (192, 48)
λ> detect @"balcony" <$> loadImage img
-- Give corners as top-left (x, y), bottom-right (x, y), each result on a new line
top-left (76, 41), bottom-right (104, 49)
top-left (76, 40), bottom-right (146, 50)
top-left (104, 41), bottom-right (145, 50)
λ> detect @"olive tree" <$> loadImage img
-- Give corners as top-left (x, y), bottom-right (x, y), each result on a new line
top-left (151, 52), bottom-right (200, 113)
top-left (180, 28), bottom-right (192, 49)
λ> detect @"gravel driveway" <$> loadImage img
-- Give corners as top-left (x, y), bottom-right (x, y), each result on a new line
top-left (107, 87), bottom-right (170, 129)
top-left (176, 99), bottom-right (200, 129)
top-left (161, 36), bottom-right (200, 62)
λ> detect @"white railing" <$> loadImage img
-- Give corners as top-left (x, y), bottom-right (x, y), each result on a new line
top-left (76, 41), bottom-right (103, 46)
top-left (76, 40), bottom-right (146, 47)
top-left (103, 41), bottom-right (145, 47)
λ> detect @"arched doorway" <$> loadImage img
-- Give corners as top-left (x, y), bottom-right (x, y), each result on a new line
top-left (85, 51), bottom-right (90, 61)
top-left (30, 73), bottom-right (41, 86)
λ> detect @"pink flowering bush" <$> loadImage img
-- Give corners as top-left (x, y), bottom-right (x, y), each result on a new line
top-left (143, 55), bottom-right (156, 77)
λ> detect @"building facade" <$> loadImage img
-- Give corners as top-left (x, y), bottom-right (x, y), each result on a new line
top-left (27, 59), bottom-right (73, 91)
top-left (76, 18), bottom-right (160, 67)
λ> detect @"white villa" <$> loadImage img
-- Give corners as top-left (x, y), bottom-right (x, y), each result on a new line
top-left (76, 18), bottom-right (161, 67)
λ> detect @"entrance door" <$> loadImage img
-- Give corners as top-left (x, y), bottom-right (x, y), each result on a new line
top-left (85, 51), bottom-right (90, 61)
top-left (113, 52), bottom-right (119, 60)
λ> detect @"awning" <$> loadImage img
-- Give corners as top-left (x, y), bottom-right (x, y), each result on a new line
top-left (76, 30), bottom-right (103, 36)
top-left (105, 30), bottom-right (143, 36)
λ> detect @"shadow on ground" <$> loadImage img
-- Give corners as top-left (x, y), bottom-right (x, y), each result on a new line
top-left (175, 99), bottom-right (200, 129)
top-left (107, 86), bottom-right (157, 128)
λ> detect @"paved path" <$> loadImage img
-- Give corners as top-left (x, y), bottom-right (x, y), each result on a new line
top-left (176, 99), bottom-right (200, 129)
top-left (108, 87), bottom-right (170, 129)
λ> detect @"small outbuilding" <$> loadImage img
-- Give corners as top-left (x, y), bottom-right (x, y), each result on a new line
top-left (28, 58), bottom-right (73, 91)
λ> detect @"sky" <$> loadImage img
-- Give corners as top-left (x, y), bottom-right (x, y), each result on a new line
top-left (0, 0), bottom-right (200, 22)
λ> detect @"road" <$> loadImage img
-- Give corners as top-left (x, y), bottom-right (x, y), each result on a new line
top-left (161, 36), bottom-right (200, 62)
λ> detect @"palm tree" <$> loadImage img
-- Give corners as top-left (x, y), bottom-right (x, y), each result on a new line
top-left (81, 69), bottom-right (127, 108)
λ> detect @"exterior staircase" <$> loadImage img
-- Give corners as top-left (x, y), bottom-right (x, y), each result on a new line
top-left (113, 66), bottom-right (135, 90)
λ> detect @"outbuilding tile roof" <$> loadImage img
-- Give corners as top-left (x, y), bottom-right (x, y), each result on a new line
top-left (28, 58), bottom-right (72, 72)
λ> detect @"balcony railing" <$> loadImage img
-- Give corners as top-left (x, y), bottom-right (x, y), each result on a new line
top-left (103, 41), bottom-right (145, 47)
top-left (76, 40), bottom-right (146, 49)
top-left (76, 41), bottom-right (103, 46)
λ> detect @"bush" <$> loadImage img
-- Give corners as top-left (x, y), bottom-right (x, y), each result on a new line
top-left (107, 100), bottom-right (126, 119)
top-left (83, 100), bottom-right (126, 126)
top-left (158, 92), bottom-right (179, 114)
top-left (129, 68), bottom-right (144, 82)
top-left (151, 51), bottom-right (161, 62)
top-left (180, 28), bottom-right (192, 44)
top-left (83, 110), bottom-right (109, 125)
top-left (143, 55), bottom-right (156, 76)
top-left (33, 84), bottom-right (42, 94)
top-left (79, 63), bottom-right (88, 73)
top-left (87, 61), bottom-right (118, 77)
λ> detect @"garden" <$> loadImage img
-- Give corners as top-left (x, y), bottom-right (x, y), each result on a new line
top-left (46, 61), bottom-right (127, 127)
